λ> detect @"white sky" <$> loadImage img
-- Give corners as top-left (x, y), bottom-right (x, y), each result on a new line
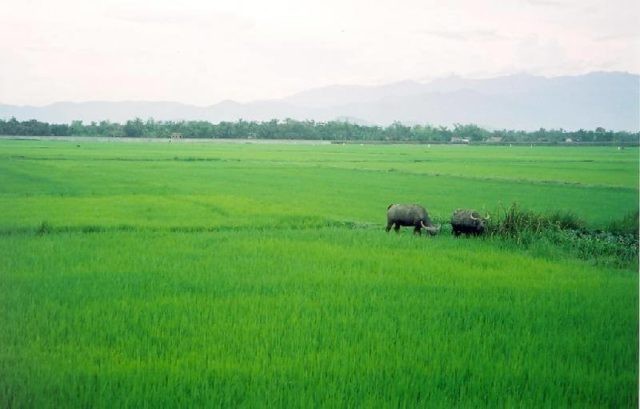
top-left (1, 0), bottom-right (638, 105)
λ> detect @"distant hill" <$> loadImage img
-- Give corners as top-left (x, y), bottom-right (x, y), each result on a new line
top-left (1, 72), bottom-right (638, 131)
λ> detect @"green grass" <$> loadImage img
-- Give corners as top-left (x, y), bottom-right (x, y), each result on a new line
top-left (0, 142), bottom-right (637, 229)
top-left (0, 139), bottom-right (638, 407)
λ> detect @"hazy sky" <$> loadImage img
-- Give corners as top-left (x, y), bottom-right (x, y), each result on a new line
top-left (1, 0), bottom-right (638, 105)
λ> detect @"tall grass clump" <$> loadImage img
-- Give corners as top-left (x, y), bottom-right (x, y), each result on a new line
top-left (488, 203), bottom-right (583, 242)
top-left (488, 203), bottom-right (638, 269)
top-left (36, 221), bottom-right (52, 235)
top-left (607, 210), bottom-right (639, 236)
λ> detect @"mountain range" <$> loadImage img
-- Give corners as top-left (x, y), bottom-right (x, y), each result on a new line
top-left (1, 72), bottom-right (638, 131)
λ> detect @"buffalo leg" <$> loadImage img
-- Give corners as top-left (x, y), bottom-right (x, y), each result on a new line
top-left (413, 226), bottom-right (421, 235)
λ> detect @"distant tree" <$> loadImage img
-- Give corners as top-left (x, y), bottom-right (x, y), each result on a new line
top-left (123, 118), bottom-right (145, 137)
top-left (69, 120), bottom-right (84, 136)
top-left (50, 123), bottom-right (70, 136)
top-left (1, 117), bottom-right (638, 143)
top-left (453, 123), bottom-right (489, 142)
top-left (385, 122), bottom-right (411, 141)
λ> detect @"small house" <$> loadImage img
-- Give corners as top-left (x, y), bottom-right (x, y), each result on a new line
top-left (451, 136), bottom-right (470, 144)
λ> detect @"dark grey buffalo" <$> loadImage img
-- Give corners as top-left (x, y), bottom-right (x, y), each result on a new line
top-left (386, 204), bottom-right (441, 235)
top-left (451, 209), bottom-right (489, 236)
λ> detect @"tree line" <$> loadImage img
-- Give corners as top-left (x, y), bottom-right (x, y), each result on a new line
top-left (0, 117), bottom-right (637, 144)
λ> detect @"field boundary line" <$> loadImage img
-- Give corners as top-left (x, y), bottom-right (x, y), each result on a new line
top-left (0, 220), bottom-right (381, 237)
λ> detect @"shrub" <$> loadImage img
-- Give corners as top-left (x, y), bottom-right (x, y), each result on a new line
top-left (488, 203), bottom-right (638, 269)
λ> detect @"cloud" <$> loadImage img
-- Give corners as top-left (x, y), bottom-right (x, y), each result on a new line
top-left (524, 0), bottom-right (566, 6)
top-left (0, 0), bottom-right (638, 105)
top-left (107, 6), bottom-right (255, 31)
top-left (423, 29), bottom-right (507, 42)
top-left (593, 32), bottom-right (640, 42)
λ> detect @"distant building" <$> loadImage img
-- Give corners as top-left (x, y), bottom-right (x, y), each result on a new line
top-left (451, 136), bottom-right (470, 144)
top-left (564, 138), bottom-right (573, 143)
top-left (486, 136), bottom-right (503, 143)
top-left (170, 133), bottom-right (183, 140)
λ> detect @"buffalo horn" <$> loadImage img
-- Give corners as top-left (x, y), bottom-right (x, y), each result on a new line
top-left (421, 220), bottom-right (440, 233)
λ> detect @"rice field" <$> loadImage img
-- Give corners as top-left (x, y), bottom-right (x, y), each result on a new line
top-left (0, 139), bottom-right (637, 407)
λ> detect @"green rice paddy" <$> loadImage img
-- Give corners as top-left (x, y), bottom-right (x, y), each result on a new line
top-left (0, 139), bottom-right (637, 407)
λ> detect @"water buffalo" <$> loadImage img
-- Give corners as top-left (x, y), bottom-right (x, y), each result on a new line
top-left (386, 204), bottom-right (441, 235)
top-left (451, 209), bottom-right (489, 236)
